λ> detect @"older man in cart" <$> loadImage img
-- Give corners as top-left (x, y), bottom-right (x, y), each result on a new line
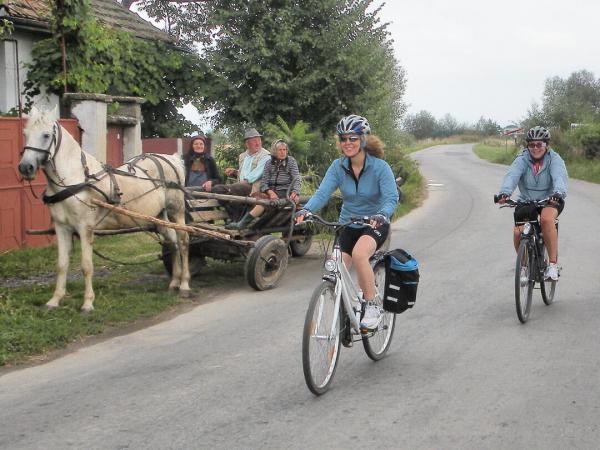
top-left (213, 128), bottom-right (271, 220)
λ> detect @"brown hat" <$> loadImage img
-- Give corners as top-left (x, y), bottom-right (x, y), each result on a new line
top-left (243, 128), bottom-right (262, 140)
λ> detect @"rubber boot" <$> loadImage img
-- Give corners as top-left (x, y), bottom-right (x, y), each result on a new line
top-left (225, 213), bottom-right (255, 230)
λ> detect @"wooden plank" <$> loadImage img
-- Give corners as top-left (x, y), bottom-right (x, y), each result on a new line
top-left (187, 198), bottom-right (221, 210)
top-left (189, 210), bottom-right (229, 222)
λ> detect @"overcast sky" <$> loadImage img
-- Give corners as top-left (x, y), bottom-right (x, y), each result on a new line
top-left (379, 0), bottom-right (600, 126)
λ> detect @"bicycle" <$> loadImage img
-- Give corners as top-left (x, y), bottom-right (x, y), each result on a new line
top-left (298, 213), bottom-right (396, 395)
top-left (494, 196), bottom-right (559, 323)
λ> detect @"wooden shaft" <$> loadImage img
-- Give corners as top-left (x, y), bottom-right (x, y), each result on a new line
top-left (90, 198), bottom-right (231, 240)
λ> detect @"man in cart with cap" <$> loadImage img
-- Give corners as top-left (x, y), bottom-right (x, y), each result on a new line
top-left (213, 128), bottom-right (271, 220)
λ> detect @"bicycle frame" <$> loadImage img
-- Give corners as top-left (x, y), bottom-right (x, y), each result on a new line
top-left (518, 221), bottom-right (543, 282)
top-left (325, 243), bottom-right (363, 335)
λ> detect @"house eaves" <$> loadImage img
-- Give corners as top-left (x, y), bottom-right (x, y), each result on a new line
top-left (3, 0), bottom-right (175, 44)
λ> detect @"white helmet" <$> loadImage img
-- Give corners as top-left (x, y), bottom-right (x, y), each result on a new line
top-left (336, 115), bottom-right (371, 136)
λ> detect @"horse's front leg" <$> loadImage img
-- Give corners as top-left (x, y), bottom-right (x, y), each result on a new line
top-left (176, 229), bottom-right (191, 298)
top-left (47, 226), bottom-right (72, 309)
top-left (78, 226), bottom-right (96, 313)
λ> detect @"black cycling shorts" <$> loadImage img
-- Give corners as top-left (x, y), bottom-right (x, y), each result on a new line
top-left (339, 223), bottom-right (390, 255)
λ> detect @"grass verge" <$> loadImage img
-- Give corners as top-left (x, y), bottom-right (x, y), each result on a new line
top-left (0, 234), bottom-right (245, 367)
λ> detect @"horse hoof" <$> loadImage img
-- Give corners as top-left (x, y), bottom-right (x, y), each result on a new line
top-left (45, 304), bottom-right (59, 310)
top-left (80, 306), bottom-right (94, 314)
top-left (179, 289), bottom-right (192, 299)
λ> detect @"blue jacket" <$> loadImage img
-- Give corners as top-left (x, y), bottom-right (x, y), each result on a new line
top-left (499, 148), bottom-right (568, 201)
top-left (304, 153), bottom-right (399, 223)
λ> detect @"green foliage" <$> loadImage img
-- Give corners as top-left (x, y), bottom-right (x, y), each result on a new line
top-left (474, 116), bottom-right (501, 136)
top-left (403, 110), bottom-right (438, 139)
top-left (23, 0), bottom-right (205, 137)
top-left (0, 18), bottom-right (14, 39)
top-left (571, 123), bottom-right (600, 159)
top-left (263, 116), bottom-right (321, 170)
top-left (524, 70), bottom-right (600, 130)
top-left (197, 0), bottom-right (405, 138)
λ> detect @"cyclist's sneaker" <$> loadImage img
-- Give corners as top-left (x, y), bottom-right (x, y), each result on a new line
top-left (360, 303), bottom-right (382, 330)
top-left (544, 263), bottom-right (559, 281)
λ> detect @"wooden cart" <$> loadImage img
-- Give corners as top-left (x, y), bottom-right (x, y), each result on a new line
top-left (160, 189), bottom-right (313, 291)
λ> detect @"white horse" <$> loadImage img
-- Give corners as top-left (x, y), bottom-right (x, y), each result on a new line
top-left (18, 106), bottom-right (190, 312)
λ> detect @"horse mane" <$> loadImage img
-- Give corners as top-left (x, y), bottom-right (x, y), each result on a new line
top-left (24, 110), bottom-right (55, 134)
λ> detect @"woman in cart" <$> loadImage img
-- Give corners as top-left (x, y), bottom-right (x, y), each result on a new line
top-left (184, 134), bottom-right (221, 192)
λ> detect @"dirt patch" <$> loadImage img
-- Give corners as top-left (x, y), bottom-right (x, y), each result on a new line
top-left (2, 267), bottom-right (112, 289)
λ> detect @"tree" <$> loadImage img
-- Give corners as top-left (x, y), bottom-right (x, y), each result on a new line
top-left (474, 116), bottom-right (501, 136)
top-left (134, 0), bottom-right (406, 139)
top-left (528, 70), bottom-right (600, 129)
top-left (437, 113), bottom-right (460, 138)
top-left (403, 110), bottom-right (437, 140)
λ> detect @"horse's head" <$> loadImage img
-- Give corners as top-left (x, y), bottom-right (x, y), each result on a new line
top-left (18, 105), bottom-right (61, 180)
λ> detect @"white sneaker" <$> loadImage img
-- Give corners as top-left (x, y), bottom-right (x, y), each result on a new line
top-left (360, 303), bottom-right (382, 330)
top-left (544, 263), bottom-right (559, 281)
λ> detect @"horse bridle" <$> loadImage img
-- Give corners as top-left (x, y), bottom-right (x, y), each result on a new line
top-left (21, 121), bottom-right (63, 164)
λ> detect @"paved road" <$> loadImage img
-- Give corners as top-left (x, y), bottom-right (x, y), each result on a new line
top-left (2, 144), bottom-right (599, 449)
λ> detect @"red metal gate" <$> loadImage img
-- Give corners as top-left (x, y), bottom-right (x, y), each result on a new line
top-left (107, 125), bottom-right (124, 166)
top-left (0, 117), bottom-right (80, 251)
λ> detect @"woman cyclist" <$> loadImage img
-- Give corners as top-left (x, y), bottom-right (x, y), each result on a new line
top-left (496, 126), bottom-right (568, 281)
top-left (296, 115), bottom-right (398, 330)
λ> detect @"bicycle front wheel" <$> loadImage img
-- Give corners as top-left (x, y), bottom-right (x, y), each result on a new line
top-left (302, 280), bottom-right (341, 395)
top-left (540, 245), bottom-right (556, 305)
top-left (515, 240), bottom-right (534, 323)
top-left (363, 261), bottom-right (396, 361)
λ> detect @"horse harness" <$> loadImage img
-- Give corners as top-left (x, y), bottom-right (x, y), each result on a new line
top-left (23, 121), bottom-right (183, 205)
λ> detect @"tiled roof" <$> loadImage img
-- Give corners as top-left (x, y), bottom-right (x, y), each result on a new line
top-left (4, 0), bottom-right (174, 43)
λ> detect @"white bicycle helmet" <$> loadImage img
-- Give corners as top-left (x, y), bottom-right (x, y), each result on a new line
top-left (336, 115), bottom-right (371, 136)
top-left (526, 126), bottom-right (550, 142)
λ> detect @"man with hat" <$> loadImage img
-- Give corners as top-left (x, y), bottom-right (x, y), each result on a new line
top-left (213, 128), bottom-right (271, 220)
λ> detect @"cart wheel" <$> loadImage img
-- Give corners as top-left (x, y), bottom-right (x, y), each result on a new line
top-left (290, 234), bottom-right (313, 257)
top-left (161, 243), bottom-right (206, 278)
top-left (245, 235), bottom-right (289, 291)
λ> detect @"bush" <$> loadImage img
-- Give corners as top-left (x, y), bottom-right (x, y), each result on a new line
top-left (572, 124), bottom-right (600, 159)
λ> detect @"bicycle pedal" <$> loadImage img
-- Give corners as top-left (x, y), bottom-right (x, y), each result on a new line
top-left (360, 326), bottom-right (377, 334)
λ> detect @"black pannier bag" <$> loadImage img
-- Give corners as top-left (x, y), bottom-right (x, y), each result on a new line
top-left (383, 249), bottom-right (420, 313)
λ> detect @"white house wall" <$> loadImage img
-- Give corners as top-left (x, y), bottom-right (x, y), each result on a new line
top-left (0, 29), bottom-right (59, 114)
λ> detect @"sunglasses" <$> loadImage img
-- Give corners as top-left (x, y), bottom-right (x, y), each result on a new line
top-left (527, 142), bottom-right (545, 149)
top-left (339, 136), bottom-right (360, 143)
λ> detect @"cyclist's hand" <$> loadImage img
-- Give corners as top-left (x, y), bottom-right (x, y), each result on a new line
top-left (369, 213), bottom-right (389, 228)
top-left (295, 208), bottom-right (310, 225)
top-left (495, 193), bottom-right (509, 204)
top-left (549, 192), bottom-right (563, 205)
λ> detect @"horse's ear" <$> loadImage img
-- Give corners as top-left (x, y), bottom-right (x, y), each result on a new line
top-left (50, 104), bottom-right (60, 121)
top-left (29, 105), bottom-right (39, 118)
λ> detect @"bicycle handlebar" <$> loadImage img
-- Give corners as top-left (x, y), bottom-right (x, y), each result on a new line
top-left (296, 212), bottom-right (370, 229)
top-left (493, 195), bottom-right (551, 208)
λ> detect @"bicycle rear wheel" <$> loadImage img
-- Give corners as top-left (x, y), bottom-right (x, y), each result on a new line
top-left (540, 245), bottom-right (557, 305)
top-left (363, 261), bottom-right (396, 361)
top-left (302, 280), bottom-right (341, 395)
top-left (515, 240), bottom-right (534, 323)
